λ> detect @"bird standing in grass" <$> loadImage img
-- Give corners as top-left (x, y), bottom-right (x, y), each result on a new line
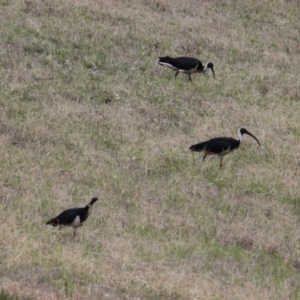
top-left (46, 197), bottom-right (98, 237)
top-left (189, 128), bottom-right (260, 167)
top-left (158, 56), bottom-right (215, 82)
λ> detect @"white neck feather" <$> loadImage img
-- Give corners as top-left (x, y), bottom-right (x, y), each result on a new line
top-left (238, 130), bottom-right (243, 141)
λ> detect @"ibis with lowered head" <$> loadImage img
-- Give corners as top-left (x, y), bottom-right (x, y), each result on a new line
top-left (189, 128), bottom-right (260, 167)
top-left (46, 197), bottom-right (98, 237)
top-left (158, 56), bottom-right (215, 82)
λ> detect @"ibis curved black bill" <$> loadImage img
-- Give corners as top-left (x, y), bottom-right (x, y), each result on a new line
top-left (244, 130), bottom-right (261, 146)
top-left (206, 62), bottom-right (215, 79)
top-left (211, 68), bottom-right (215, 79)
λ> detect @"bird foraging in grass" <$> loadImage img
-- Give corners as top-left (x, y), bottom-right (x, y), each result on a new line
top-left (189, 128), bottom-right (260, 167)
top-left (158, 56), bottom-right (215, 82)
top-left (46, 197), bottom-right (98, 237)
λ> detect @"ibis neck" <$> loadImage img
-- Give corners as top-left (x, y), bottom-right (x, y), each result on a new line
top-left (238, 130), bottom-right (243, 142)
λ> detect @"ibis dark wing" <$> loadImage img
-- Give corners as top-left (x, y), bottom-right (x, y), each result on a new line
top-left (55, 207), bottom-right (83, 225)
top-left (204, 138), bottom-right (233, 154)
top-left (171, 57), bottom-right (202, 71)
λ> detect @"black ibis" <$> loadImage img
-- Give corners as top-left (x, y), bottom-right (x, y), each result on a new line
top-left (189, 128), bottom-right (260, 167)
top-left (46, 197), bottom-right (98, 237)
top-left (158, 56), bottom-right (215, 82)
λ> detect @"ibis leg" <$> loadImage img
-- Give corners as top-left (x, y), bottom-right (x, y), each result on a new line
top-left (73, 229), bottom-right (76, 238)
top-left (188, 74), bottom-right (192, 82)
top-left (220, 157), bottom-right (223, 168)
top-left (175, 72), bottom-right (179, 78)
top-left (202, 154), bottom-right (207, 162)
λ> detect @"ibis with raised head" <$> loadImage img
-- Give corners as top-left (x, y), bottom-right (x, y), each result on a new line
top-left (46, 197), bottom-right (98, 237)
top-left (158, 56), bottom-right (215, 82)
top-left (189, 128), bottom-right (260, 167)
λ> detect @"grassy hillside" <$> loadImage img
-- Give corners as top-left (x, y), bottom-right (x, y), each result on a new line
top-left (1, 0), bottom-right (300, 299)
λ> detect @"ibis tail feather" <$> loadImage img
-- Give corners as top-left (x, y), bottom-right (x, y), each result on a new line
top-left (46, 217), bottom-right (59, 226)
top-left (189, 142), bottom-right (207, 152)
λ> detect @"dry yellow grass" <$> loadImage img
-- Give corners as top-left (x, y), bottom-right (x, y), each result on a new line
top-left (1, 0), bottom-right (300, 299)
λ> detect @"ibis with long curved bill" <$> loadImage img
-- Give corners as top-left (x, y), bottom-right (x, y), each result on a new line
top-left (189, 128), bottom-right (261, 167)
top-left (158, 56), bottom-right (215, 82)
top-left (46, 197), bottom-right (98, 237)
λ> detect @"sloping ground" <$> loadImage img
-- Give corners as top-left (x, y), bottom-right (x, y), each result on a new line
top-left (1, 0), bottom-right (300, 299)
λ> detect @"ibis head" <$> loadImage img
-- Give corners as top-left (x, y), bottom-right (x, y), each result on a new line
top-left (205, 62), bottom-right (215, 78)
top-left (239, 128), bottom-right (261, 146)
top-left (90, 197), bottom-right (98, 205)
